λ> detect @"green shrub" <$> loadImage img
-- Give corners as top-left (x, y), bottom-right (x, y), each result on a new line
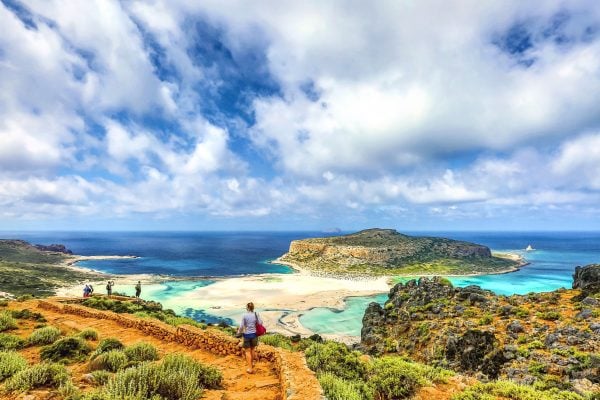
top-left (28, 325), bottom-right (61, 346)
top-left (92, 338), bottom-right (124, 358)
top-left (259, 333), bottom-right (293, 350)
top-left (40, 336), bottom-right (91, 362)
top-left (0, 300), bottom-right (8, 307)
top-left (90, 370), bottom-right (112, 386)
top-left (11, 309), bottom-right (46, 322)
top-left (100, 354), bottom-right (222, 400)
top-left (451, 380), bottom-right (584, 400)
top-left (0, 351), bottom-right (28, 381)
top-left (0, 311), bottom-right (17, 332)
top-left (527, 340), bottom-right (545, 350)
top-left (305, 341), bottom-right (367, 381)
top-left (79, 328), bottom-right (99, 340)
top-left (478, 313), bottom-right (493, 325)
top-left (318, 372), bottom-right (370, 400)
top-left (368, 356), bottom-right (453, 400)
top-left (89, 350), bottom-right (129, 372)
top-left (0, 333), bottom-right (25, 351)
top-left (515, 307), bottom-right (530, 318)
top-left (536, 311), bottom-right (561, 321)
top-left (161, 353), bottom-right (222, 389)
top-left (57, 380), bottom-right (82, 400)
top-left (16, 295), bottom-right (33, 302)
top-left (124, 342), bottom-right (159, 362)
top-left (3, 362), bottom-right (70, 393)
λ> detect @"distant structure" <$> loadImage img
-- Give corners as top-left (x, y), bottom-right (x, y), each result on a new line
top-left (525, 244), bottom-right (535, 251)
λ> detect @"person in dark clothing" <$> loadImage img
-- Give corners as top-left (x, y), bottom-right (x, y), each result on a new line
top-left (135, 281), bottom-right (141, 299)
top-left (106, 280), bottom-right (114, 297)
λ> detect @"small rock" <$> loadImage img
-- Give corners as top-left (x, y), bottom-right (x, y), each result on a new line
top-left (575, 309), bottom-right (593, 320)
top-left (581, 297), bottom-right (600, 306)
top-left (506, 320), bottom-right (524, 333)
top-left (590, 323), bottom-right (600, 333)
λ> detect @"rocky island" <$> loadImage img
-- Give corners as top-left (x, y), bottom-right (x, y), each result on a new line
top-left (277, 228), bottom-right (522, 276)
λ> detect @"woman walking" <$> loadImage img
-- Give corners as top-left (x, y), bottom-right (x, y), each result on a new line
top-left (237, 302), bottom-right (262, 374)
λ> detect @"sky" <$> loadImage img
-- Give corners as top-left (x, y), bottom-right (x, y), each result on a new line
top-left (1, 0), bottom-right (600, 231)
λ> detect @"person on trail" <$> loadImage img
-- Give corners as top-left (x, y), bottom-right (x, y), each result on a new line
top-left (106, 280), bottom-right (114, 297)
top-left (83, 284), bottom-right (91, 298)
top-left (237, 302), bottom-right (262, 374)
top-left (135, 281), bottom-right (141, 299)
top-left (89, 284), bottom-right (94, 295)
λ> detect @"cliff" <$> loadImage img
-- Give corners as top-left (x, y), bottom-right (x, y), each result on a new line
top-left (360, 265), bottom-right (600, 395)
top-left (278, 229), bottom-right (519, 276)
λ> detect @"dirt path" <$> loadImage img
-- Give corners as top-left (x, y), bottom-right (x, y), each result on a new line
top-left (5, 300), bottom-right (281, 400)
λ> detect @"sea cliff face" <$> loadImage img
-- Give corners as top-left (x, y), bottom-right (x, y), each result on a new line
top-left (279, 229), bottom-right (515, 276)
top-left (360, 265), bottom-right (600, 394)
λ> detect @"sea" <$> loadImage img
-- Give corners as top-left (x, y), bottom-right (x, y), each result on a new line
top-left (3, 231), bottom-right (600, 337)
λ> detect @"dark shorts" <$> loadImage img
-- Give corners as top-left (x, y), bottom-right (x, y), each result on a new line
top-left (243, 333), bottom-right (258, 348)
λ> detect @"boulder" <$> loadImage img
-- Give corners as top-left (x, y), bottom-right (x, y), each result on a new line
top-left (573, 264), bottom-right (600, 296)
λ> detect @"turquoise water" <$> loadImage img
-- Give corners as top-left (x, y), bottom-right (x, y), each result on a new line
top-left (4, 231), bottom-right (600, 336)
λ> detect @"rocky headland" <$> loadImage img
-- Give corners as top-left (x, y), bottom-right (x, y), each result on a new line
top-left (360, 264), bottom-right (600, 395)
top-left (278, 228), bottom-right (522, 276)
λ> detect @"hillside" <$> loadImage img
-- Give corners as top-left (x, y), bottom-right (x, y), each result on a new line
top-left (278, 229), bottom-right (520, 276)
top-left (360, 264), bottom-right (600, 396)
top-left (0, 240), bottom-right (104, 298)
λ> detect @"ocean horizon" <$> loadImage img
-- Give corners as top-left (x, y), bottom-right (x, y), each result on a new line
top-left (2, 230), bottom-right (599, 336)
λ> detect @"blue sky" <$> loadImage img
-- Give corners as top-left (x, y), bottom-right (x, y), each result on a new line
top-left (1, 0), bottom-right (600, 231)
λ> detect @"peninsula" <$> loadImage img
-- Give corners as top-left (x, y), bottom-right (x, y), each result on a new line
top-left (277, 228), bottom-right (522, 276)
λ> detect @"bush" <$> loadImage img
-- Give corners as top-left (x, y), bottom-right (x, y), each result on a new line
top-left (40, 336), bottom-right (91, 362)
top-left (368, 357), bottom-right (453, 400)
top-left (11, 308), bottom-right (46, 322)
top-left (0, 351), bottom-right (28, 382)
top-left (537, 311), bottom-right (561, 321)
top-left (0, 333), bottom-right (25, 351)
top-left (79, 328), bottom-right (99, 340)
top-left (16, 295), bottom-right (33, 302)
top-left (451, 380), bottom-right (584, 400)
top-left (161, 353), bottom-right (222, 390)
top-left (0, 300), bottom-right (8, 307)
top-left (305, 341), bottom-right (367, 381)
top-left (92, 338), bottom-right (124, 358)
top-left (28, 325), bottom-right (61, 346)
top-left (318, 372), bottom-right (371, 400)
top-left (90, 370), bottom-right (112, 386)
top-left (88, 350), bottom-right (128, 372)
top-left (259, 333), bottom-right (293, 350)
top-left (0, 311), bottom-right (17, 332)
top-left (3, 362), bottom-right (70, 393)
top-left (124, 342), bottom-right (159, 362)
top-left (101, 354), bottom-right (222, 400)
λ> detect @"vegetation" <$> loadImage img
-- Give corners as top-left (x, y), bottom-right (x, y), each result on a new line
top-left (452, 380), bottom-right (585, 400)
top-left (0, 239), bottom-right (103, 297)
top-left (305, 340), bottom-right (453, 400)
top-left (40, 336), bottom-right (91, 362)
top-left (0, 351), bottom-right (28, 382)
top-left (92, 337), bottom-right (124, 357)
top-left (0, 333), bottom-right (25, 351)
top-left (89, 350), bottom-right (129, 372)
top-left (92, 353), bottom-right (222, 400)
top-left (90, 370), bottom-right (112, 386)
top-left (28, 325), bottom-right (61, 346)
top-left (3, 362), bottom-right (70, 393)
top-left (124, 342), bottom-right (159, 362)
top-left (10, 308), bottom-right (46, 321)
top-left (79, 328), bottom-right (99, 340)
top-left (0, 311), bottom-right (17, 332)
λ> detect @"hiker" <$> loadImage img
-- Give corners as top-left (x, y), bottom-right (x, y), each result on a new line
top-left (135, 281), bottom-right (141, 299)
top-left (89, 284), bottom-right (94, 295)
top-left (106, 280), bottom-right (114, 297)
top-left (83, 284), bottom-right (91, 298)
top-left (237, 302), bottom-right (263, 374)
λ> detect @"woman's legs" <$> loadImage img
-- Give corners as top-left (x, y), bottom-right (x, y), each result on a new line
top-left (250, 347), bottom-right (257, 367)
top-left (244, 347), bottom-right (253, 373)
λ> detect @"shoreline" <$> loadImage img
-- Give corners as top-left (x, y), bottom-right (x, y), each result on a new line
top-left (55, 251), bottom-right (528, 341)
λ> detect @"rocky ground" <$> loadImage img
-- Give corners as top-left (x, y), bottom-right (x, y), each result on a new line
top-left (360, 264), bottom-right (600, 397)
